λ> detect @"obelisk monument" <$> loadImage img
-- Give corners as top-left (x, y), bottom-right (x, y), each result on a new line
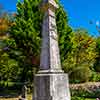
top-left (33, 0), bottom-right (70, 100)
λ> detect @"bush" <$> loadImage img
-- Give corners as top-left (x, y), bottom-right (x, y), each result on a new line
top-left (71, 96), bottom-right (85, 100)
top-left (71, 88), bottom-right (100, 98)
top-left (94, 65), bottom-right (100, 72)
top-left (69, 67), bottom-right (91, 83)
top-left (90, 72), bottom-right (100, 82)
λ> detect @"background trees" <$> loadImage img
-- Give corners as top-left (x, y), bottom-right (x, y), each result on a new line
top-left (0, 6), bottom-right (20, 86)
top-left (9, 0), bottom-right (73, 82)
top-left (94, 37), bottom-right (100, 72)
top-left (62, 28), bottom-right (97, 82)
top-left (0, 0), bottom-right (100, 85)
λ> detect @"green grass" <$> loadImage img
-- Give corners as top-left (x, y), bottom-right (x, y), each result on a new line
top-left (0, 97), bottom-right (95, 100)
top-left (0, 94), bottom-right (32, 100)
top-left (71, 97), bottom-right (96, 100)
top-left (85, 98), bottom-right (96, 100)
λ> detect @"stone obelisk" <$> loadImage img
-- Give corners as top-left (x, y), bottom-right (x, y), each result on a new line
top-left (33, 0), bottom-right (70, 100)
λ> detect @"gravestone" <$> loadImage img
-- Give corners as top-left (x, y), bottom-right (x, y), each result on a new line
top-left (33, 0), bottom-right (70, 100)
top-left (21, 85), bottom-right (27, 100)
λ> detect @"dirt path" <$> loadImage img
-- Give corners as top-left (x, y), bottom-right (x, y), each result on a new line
top-left (70, 82), bottom-right (100, 89)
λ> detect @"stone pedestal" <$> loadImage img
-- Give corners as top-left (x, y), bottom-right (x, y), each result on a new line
top-left (33, 72), bottom-right (70, 100)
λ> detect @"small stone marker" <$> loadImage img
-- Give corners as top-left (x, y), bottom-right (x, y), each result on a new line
top-left (21, 85), bottom-right (27, 100)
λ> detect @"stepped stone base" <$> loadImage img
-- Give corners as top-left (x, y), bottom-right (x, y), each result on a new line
top-left (33, 72), bottom-right (70, 100)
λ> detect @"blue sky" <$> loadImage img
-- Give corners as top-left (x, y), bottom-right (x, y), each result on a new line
top-left (61, 0), bottom-right (100, 36)
top-left (0, 0), bottom-right (100, 36)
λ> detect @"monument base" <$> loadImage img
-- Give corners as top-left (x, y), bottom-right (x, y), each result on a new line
top-left (33, 72), bottom-right (70, 100)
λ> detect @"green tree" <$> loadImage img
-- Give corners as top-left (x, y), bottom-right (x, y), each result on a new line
top-left (0, 52), bottom-right (19, 86)
top-left (63, 28), bottom-right (97, 82)
top-left (0, 6), bottom-right (19, 84)
top-left (56, 5), bottom-right (73, 63)
top-left (94, 37), bottom-right (100, 72)
top-left (9, 0), bottom-right (73, 82)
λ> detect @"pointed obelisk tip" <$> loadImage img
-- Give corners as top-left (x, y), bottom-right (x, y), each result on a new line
top-left (49, 0), bottom-right (59, 8)
top-left (17, 0), bottom-right (21, 3)
top-left (40, 0), bottom-right (59, 10)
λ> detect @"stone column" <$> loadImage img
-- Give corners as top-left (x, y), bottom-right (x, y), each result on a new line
top-left (39, 0), bottom-right (62, 72)
top-left (33, 0), bottom-right (70, 100)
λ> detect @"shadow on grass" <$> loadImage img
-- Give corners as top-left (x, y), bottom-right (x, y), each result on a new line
top-left (0, 89), bottom-right (20, 98)
top-left (0, 81), bottom-right (32, 99)
top-left (0, 82), bottom-right (23, 98)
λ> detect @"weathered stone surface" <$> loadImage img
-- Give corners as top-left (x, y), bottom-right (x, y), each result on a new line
top-left (40, 0), bottom-right (61, 71)
top-left (21, 85), bottom-right (27, 100)
top-left (33, 0), bottom-right (70, 100)
top-left (33, 73), bottom-right (70, 100)
top-left (41, 0), bottom-right (59, 10)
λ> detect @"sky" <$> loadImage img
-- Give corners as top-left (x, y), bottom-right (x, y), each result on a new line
top-left (0, 0), bottom-right (100, 36)
top-left (60, 0), bottom-right (100, 36)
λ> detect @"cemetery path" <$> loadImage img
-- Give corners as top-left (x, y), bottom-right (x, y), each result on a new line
top-left (70, 82), bottom-right (100, 90)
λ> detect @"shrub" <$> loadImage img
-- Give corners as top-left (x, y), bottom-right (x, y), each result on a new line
top-left (71, 96), bottom-right (85, 100)
top-left (94, 65), bottom-right (100, 72)
top-left (69, 67), bottom-right (91, 83)
top-left (71, 87), bottom-right (100, 98)
top-left (90, 72), bottom-right (100, 82)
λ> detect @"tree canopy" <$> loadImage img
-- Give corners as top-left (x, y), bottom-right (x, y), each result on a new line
top-left (0, 0), bottom-right (99, 84)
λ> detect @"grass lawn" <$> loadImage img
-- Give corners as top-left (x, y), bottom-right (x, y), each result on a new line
top-left (0, 97), bottom-right (96, 100)
top-left (0, 94), bottom-right (32, 100)
top-left (71, 96), bottom-right (96, 100)
top-left (0, 98), bottom-right (17, 100)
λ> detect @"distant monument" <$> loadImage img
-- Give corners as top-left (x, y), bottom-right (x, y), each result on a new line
top-left (33, 0), bottom-right (70, 100)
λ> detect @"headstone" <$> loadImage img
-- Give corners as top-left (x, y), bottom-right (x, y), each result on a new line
top-left (21, 85), bottom-right (27, 100)
top-left (33, 0), bottom-right (71, 100)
